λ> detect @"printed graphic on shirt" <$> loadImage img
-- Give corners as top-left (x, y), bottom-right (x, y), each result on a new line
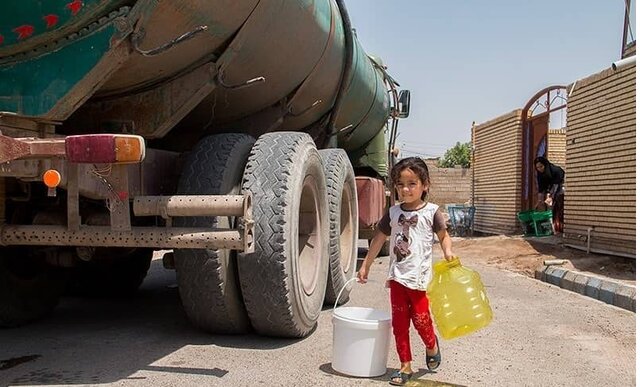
top-left (393, 213), bottom-right (419, 261)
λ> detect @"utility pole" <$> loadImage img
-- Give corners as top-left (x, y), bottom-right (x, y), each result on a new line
top-left (620, 0), bottom-right (632, 58)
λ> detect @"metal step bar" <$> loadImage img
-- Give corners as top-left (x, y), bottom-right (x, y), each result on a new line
top-left (0, 194), bottom-right (254, 253)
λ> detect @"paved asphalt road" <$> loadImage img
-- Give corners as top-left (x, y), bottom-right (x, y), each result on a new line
top-left (0, 251), bottom-right (635, 387)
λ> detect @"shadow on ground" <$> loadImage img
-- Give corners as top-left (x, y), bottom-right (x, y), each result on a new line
top-left (318, 363), bottom-right (448, 385)
top-left (0, 259), bottom-right (303, 385)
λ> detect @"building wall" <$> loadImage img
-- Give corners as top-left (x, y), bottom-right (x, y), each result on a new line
top-left (547, 129), bottom-right (566, 169)
top-left (623, 40), bottom-right (635, 58)
top-left (563, 63), bottom-right (636, 258)
top-left (471, 110), bottom-right (523, 234)
top-left (424, 159), bottom-right (471, 208)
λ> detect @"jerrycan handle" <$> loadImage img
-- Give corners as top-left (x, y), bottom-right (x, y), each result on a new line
top-left (333, 277), bottom-right (358, 311)
top-left (434, 256), bottom-right (462, 274)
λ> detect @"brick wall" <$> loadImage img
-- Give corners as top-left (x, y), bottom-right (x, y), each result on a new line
top-left (563, 63), bottom-right (636, 258)
top-left (547, 128), bottom-right (566, 169)
top-left (424, 158), bottom-right (471, 208)
top-left (472, 110), bottom-right (523, 235)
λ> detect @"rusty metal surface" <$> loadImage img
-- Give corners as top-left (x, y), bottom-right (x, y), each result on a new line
top-left (29, 141), bottom-right (66, 159)
top-left (281, 0), bottom-right (344, 130)
top-left (0, 225), bottom-right (247, 251)
top-left (99, 0), bottom-right (259, 94)
top-left (0, 116), bottom-right (57, 136)
top-left (65, 63), bottom-right (218, 139)
top-left (355, 176), bottom-right (385, 228)
top-left (0, 135), bottom-right (66, 163)
top-left (0, 160), bottom-right (40, 178)
top-left (208, 0), bottom-right (331, 122)
top-left (0, 136), bottom-right (31, 163)
top-left (66, 163), bottom-right (81, 231)
top-left (0, 148), bottom-right (179, 200)
top-left (0, 1), bottom-right (395, 256)
top-left (133, 195), bottom-right (247, 217)
top-left (4, 0), bottom-right (397, 181)
top-left (57, 154), bottom-right (176, 200)
top-left (108, 165), bottom-right (131, 231)
top-left (133, 193), bottom-right (254, 252)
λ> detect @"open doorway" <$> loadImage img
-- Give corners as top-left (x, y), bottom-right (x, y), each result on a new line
top-left (521, 86), bottom-right (567, 231)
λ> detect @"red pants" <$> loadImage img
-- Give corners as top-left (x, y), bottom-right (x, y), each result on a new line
top-left (389, 279), bottom-right (437, 362)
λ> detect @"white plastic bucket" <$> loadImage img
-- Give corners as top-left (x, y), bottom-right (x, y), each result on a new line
top-left (331, 278), bottom-right (391, 377)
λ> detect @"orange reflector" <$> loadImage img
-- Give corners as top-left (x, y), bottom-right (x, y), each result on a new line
top-left (115, 136), bottom-right (145, 163)
top-left (43, 169), bottom-right (61, 188)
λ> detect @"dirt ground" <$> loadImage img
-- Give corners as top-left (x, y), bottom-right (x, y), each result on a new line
top-left (441, 234), bottom-right (636, 285)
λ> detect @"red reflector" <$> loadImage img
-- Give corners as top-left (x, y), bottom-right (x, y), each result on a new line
top-left (66, 135), bottom-right (117, 163)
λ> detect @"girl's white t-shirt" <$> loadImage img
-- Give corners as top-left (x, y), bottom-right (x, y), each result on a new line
top-left (385, 202), bottom-right (439, 291)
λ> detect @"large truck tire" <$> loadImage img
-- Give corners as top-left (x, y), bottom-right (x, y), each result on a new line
top-left (319, 149), bottom-right (358, 305)
top-left (239, 132), bottom-right (330, 338)
top-left (0, 248), bottom-right (65, 327)
top-left (174, 133), bottom-right (254, 334)
top-left (67, 248), bottom-right (153, 297)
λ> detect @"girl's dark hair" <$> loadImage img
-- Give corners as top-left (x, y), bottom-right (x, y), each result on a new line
top-left (390, 157), bottom-right (431, 200)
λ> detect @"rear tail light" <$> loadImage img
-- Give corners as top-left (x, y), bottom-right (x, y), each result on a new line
top-left (65, 135), bottom-right (145, 164)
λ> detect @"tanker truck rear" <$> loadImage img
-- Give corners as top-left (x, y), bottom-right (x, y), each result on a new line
top-left (0, 0), bottom-right (410, 337)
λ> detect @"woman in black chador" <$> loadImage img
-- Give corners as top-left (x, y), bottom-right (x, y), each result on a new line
top-left (534, 156), bottom-right (564, 233)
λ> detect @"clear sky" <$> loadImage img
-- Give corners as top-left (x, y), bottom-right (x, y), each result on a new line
top-left (345, 0), bottom-right (635, 158)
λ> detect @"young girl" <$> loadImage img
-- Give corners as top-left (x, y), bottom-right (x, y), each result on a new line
top-left (357, 157), bottom-right (455, 386)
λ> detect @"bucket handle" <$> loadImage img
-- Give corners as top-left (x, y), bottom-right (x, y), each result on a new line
top-left (333, 277), bottom-right (358, 311)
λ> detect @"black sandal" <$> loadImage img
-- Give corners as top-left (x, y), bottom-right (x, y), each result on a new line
top-left (389, 370), bottom-right (413, 386)
top-left (426, 336), bottom-right (442, 371)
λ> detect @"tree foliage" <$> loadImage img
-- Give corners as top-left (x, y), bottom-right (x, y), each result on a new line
top-left (438, 141), bottom-right (472, 168)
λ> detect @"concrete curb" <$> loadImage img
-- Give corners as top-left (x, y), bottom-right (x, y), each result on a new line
top-left (535, 266), bottom-right (636, 312)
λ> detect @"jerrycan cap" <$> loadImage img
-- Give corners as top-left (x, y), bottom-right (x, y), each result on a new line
top-left (434, 257), bottom-right (461, 273)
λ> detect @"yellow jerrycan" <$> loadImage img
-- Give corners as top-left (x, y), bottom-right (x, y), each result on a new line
top-left (427, 257), bottom-right (493, 340)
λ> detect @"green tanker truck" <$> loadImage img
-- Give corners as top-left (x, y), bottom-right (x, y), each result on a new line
top-left (0, 0), bottom-right (409, 338)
